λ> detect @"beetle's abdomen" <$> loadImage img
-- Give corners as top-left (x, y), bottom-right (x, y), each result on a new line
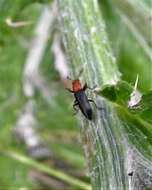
top-left (74, 90), bottom-right (93, 120)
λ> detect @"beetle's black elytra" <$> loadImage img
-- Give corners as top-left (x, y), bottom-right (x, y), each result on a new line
top-left (74, 90), bottom-right (93, 120)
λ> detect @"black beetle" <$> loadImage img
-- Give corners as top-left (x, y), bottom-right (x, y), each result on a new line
top-left (67, 79), bottom-right (95, 120)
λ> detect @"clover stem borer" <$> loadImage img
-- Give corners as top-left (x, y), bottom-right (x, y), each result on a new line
top-left (67, 79), bottom-right (96, 120)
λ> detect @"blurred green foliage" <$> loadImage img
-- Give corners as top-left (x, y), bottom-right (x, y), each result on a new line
top-left (99, 0), bottom-right (152, 92)
top-left (0, 1), bottom-right (84, 189)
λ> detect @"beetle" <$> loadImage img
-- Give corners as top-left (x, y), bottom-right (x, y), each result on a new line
top-left (67, 79), bottom-right (95, 120)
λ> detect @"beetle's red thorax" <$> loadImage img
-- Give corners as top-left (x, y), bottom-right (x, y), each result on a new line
top-left (72, 79), bottom-right (82, 92)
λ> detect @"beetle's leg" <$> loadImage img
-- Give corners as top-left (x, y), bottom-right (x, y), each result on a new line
top-left (88, 85), bottom-right (98, 90)
top-left (83, 83), bottom-right (97, 91)
top-left (88, 99), bottom-right (97, 108)
top-left (66, 88), bottom-right (74, 93)
top-left (74, 99), bottom-right (78, 104)
top-left (83, 83), bottom-right (88, 91)
top-left (73, 102), bottom-right (79, 115)
top-left (88, 99), bottom-right (102, 110)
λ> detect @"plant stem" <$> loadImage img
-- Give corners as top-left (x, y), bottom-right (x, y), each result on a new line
top-left (58, 0), bottom-right (152, 189)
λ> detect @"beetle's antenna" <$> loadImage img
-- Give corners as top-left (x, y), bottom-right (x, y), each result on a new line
top-left (67, 76), bottom-right (72, 80)
top-left (67, 63), bottom-right (87, 80)
top-left (77, 63), bottom-right (87, 78)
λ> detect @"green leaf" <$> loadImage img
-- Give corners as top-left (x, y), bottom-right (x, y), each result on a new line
top-left (99, 80), bottom-right (133, 105)
top-left (131, 91), bottom-right (152, 124)
top-left (98, 81), bottom-right (152, 123)
top-left (98, 80), bottom-right (152, 159)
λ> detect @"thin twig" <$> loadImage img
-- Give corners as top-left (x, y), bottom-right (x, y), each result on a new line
top-left (5, 17), bottom-right (32, 27)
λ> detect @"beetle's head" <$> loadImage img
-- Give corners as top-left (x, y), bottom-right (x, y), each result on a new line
top-left (72, 79), bottom-right (82, 92)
